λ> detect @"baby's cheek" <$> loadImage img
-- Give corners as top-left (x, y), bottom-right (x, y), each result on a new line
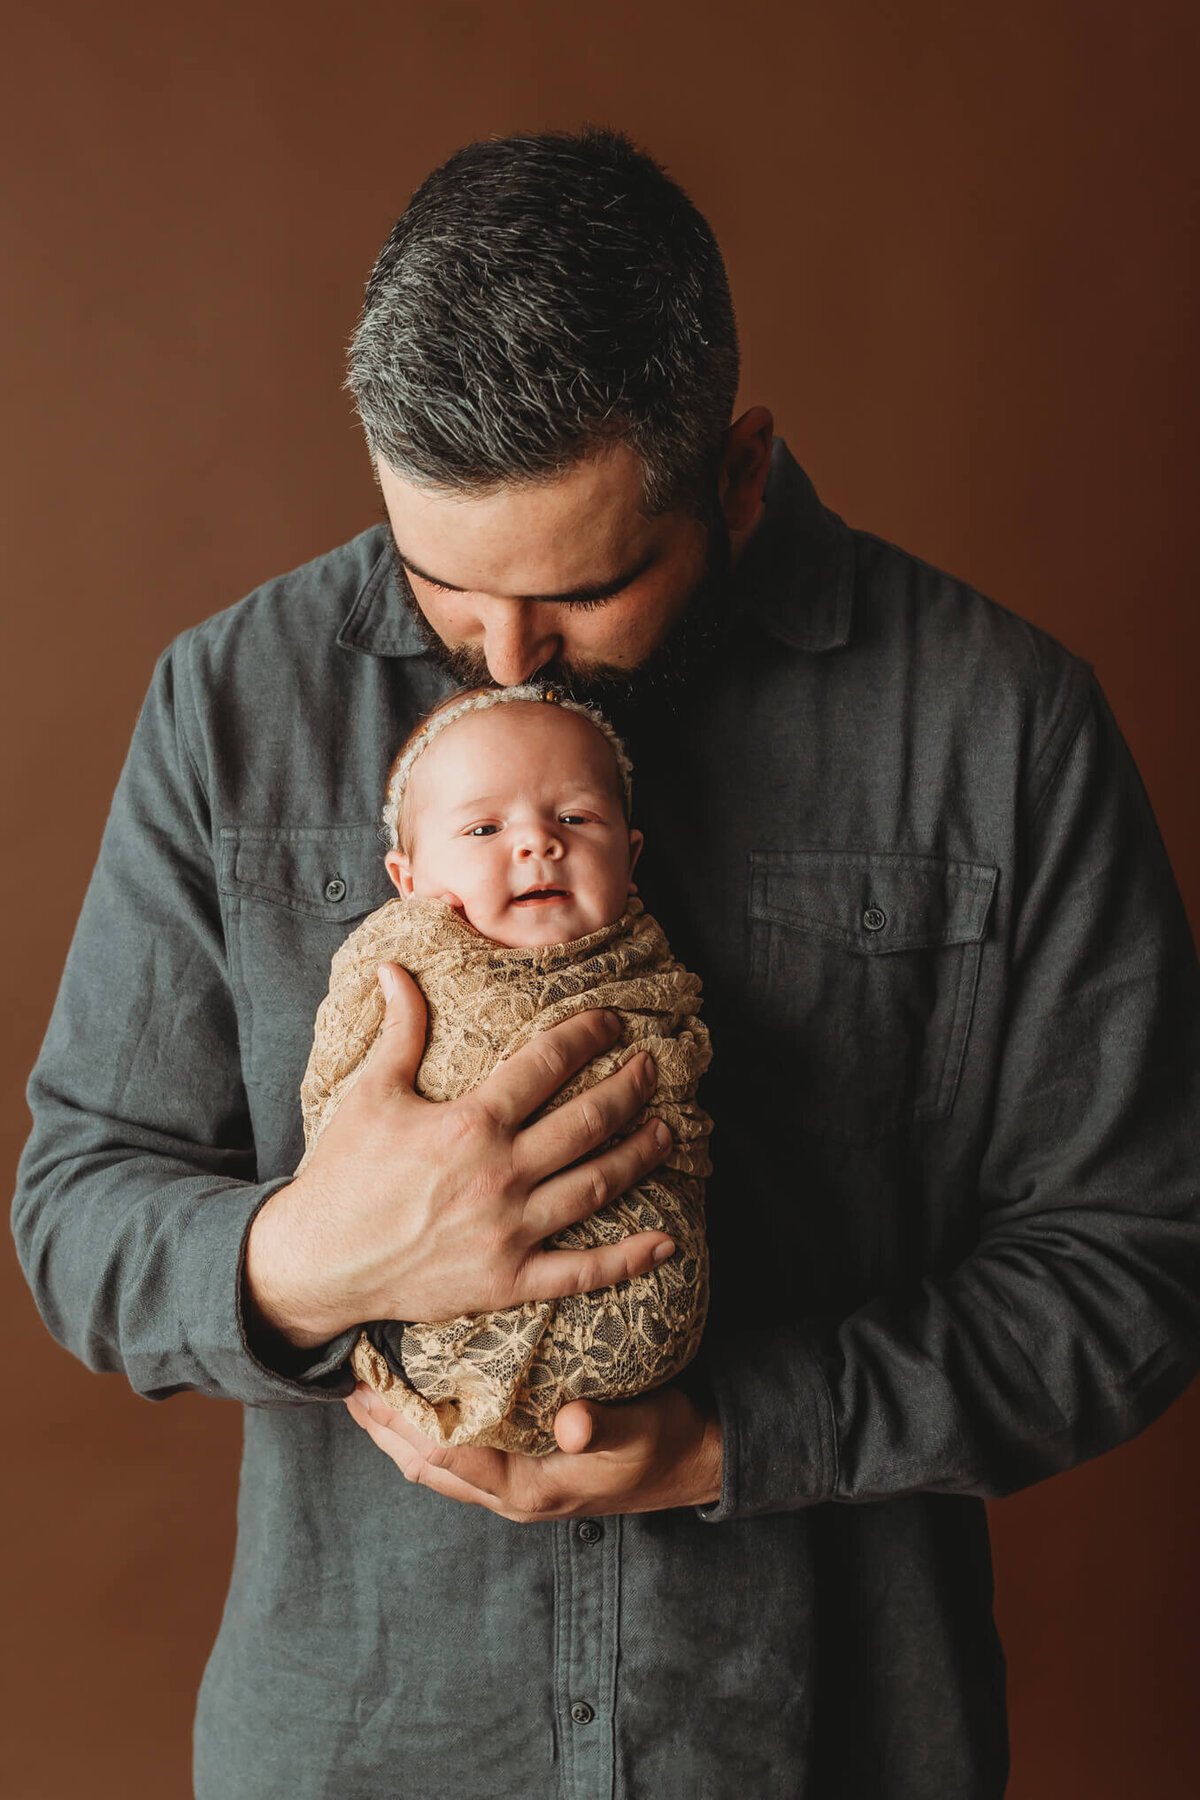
top-left (455, 877), bottom-right (512, 942)
top-left (601, 864), bottom-right (637, 920)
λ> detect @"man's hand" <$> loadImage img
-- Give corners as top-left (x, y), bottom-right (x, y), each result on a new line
top-left (244, 963), bottom-right (674, 1349)
top-left (343, 1382), bottom-right (723, 1519)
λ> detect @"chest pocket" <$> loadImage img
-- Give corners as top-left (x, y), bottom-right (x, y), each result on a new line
top-left (219, 825), bottom-right (395, 1106)
top-left (747, 849), bottom-right (997, 1142)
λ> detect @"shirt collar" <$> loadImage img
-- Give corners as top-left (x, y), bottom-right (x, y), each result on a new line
top-left (732, 437), bottom-right (854, 652)
top-left (336, 437), bottom-right (854, 660)
top-left (336, 534), bottom-right (429, 658)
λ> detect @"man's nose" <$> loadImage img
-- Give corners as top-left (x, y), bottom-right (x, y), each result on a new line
top-left (479, 603), bottom-right (561, 687)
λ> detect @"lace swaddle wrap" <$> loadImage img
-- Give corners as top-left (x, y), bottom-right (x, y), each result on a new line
top-left (298, 896), bottom-right (712, 1454)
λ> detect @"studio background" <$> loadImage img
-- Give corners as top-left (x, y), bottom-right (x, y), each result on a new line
top-left (2, 2), bottom-right (1197, 1795)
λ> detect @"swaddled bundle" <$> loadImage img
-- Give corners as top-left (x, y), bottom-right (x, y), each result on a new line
top-left (299, 894), bottom-right (712, 1454)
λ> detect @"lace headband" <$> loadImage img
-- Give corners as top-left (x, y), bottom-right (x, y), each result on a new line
top-left (381, 683), bottom-right (635, 851)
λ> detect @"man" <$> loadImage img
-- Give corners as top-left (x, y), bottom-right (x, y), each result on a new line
top-left (13, 128), bottom-right (1199, 1799)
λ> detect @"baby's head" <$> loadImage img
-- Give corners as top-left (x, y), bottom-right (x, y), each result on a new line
top-left (382, 686), bottom-right (643, 949)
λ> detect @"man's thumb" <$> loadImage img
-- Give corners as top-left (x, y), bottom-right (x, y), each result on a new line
top-left (373, 962), bottom-right (428, 1091)
top-left (554, 1398), bottom-right (633, 1457)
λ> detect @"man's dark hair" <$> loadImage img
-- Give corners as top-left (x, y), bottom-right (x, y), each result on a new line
top-left (347, 127), bottom-right (740, 515)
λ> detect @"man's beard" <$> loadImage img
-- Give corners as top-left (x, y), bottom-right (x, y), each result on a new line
top-left (384, 513), bottom-right (734, 726)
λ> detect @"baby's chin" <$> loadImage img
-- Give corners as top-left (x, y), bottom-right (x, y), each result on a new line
top-left (466, 897), bottom-right (622, 949)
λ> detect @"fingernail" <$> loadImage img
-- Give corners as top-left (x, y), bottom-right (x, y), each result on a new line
top-left (603, 1010), bottom-right (620, 1033)
top-left (653, 1120), bottom-right (672, 1151)
top-left (355, 1384), bottom-right (379, 1417)
top-left (377, 964), bottom-right (397, 1001)
top-left (653, 1240), bottom-right (675, 1264)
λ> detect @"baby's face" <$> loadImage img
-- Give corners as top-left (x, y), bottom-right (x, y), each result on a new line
top-left (386, 702), bottom-right (642, 948)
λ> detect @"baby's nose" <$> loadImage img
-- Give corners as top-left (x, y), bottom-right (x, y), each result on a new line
top-left (516, 829), bottom-right (563, 859)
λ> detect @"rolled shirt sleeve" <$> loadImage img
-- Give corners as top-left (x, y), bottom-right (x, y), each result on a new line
top-left (700, 674), bottom-right (1200, 1520)
top-left (11, 641), bottom-right (357, 1406)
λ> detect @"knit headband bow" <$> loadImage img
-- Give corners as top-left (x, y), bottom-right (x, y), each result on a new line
top-left (381, 683), bottom-right (635, 851)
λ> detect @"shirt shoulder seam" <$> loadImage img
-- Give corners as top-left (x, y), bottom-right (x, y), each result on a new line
top-left (1028, 662), bottom-right (1095, 820)
top-left (159, 630), bottom-right (211, 804)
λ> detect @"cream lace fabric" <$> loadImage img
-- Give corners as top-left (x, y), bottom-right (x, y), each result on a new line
top-left (298, 896), bottom-right (712, 1454)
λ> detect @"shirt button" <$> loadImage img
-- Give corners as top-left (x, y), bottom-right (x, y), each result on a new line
top-left (576, 1519), bottom-right (603, 1545)
top-left (570, 1701), bottom-right (595, 1725)
top-left (862, 906), bottom-right (887, 932)
top-left (324, 876), bottom-right (347, 903)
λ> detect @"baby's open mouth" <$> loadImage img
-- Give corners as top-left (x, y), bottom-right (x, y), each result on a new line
top-left (511, 887), bottom-right (570, 905)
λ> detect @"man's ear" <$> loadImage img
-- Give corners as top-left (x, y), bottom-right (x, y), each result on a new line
top-left (718, 405), bottom-right (774, 536)
top-left (627, 828), bottom-right (644, 894)
top-left (385, 850), bottom-right (415, 898)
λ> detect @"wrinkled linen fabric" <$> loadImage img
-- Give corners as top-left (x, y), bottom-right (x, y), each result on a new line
top-left (297, 895), bottom-right (712, 1453)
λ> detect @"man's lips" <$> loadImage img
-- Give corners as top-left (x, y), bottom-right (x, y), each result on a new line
top-left (510, 887), bottom-right (571, 906)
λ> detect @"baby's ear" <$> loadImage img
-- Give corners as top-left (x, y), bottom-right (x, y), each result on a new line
top-left (385, 850), bottom-right (415, 898)
top-left (627, 828), bottom-right (644, 892)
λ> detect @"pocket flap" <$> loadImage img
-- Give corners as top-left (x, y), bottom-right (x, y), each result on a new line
top-left (748, 849), bottom-right (997, 954)
top-left (219, 825), bottom-right (395, 921)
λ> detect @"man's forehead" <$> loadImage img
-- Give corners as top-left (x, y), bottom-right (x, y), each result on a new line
top-left (375, 444), bottom-right (671, 598)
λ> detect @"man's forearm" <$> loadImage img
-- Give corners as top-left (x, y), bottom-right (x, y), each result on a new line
top-left (12, 1130), bottom-right (354, 1404)
top-left (243, 1179), bottom-right (361, 1352)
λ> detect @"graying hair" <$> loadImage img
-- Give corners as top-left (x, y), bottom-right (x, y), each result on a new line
top-left (346, 128), bottom-right (740, 516)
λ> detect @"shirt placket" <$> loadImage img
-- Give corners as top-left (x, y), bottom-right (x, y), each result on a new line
top-left (552, 1513), bottom-right (622, 1799)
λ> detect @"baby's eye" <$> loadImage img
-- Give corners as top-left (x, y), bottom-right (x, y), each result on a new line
top-left (558, 813), bottom-right (590, 825)
top-left (467, 824), bottom-right (500, 837)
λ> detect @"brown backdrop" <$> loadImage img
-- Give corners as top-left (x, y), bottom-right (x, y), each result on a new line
top-left (2, 2), bottom-right (1197, 1794)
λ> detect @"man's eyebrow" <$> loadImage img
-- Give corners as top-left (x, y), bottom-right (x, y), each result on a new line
top-left (395, 549), bottom-right (655, 604)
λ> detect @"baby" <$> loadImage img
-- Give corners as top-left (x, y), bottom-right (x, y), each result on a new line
top-left (298, 683), bottom-right (712, 1455)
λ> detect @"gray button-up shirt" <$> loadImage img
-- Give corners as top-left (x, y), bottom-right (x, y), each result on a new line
top-left (14, 442), bottom-right (1200, 1799)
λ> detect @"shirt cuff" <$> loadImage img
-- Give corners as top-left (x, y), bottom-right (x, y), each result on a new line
top-left (694, 1321), bottom-right (839, 1521)
top-left (171, 1176), bottom-right (358, 1405)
